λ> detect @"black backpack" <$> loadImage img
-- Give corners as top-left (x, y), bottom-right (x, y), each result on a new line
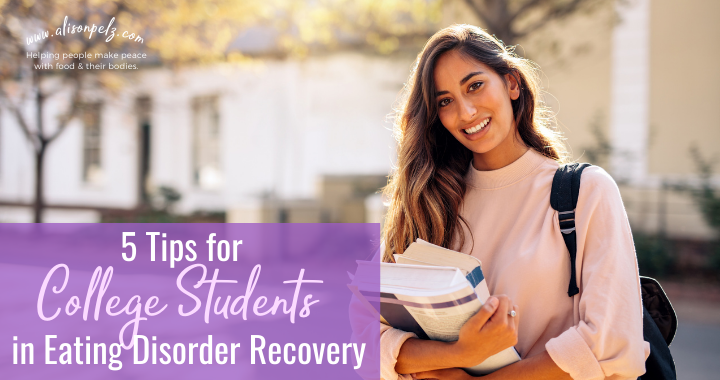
top-left (550, 163), bottom-right (678, 380)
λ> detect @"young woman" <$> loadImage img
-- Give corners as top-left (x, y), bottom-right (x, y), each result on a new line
top-left (378, 24), bottom-right (649, 379)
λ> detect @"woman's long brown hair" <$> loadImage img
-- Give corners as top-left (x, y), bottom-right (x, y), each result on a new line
top-left (382, 24), bottom-right (568, 262)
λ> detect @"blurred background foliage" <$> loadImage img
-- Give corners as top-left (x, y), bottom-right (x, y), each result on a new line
top-left (1, 0), bottom-right (719, 283)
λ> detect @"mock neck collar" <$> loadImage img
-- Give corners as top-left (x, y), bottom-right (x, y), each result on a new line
top-left (466, 148), bottom-right (549, 189)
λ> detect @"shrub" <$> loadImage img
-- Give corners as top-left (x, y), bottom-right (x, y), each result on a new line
top-left (633, 231), bottom-right (674, 277)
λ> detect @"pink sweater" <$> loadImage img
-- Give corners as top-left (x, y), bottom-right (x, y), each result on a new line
top-left (378, 148), bottom-right (650, 380)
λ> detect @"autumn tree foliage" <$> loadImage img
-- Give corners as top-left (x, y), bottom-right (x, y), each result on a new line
top-left (0, 0), bottom-right (268, 222)
top-left (0, 0), bottom-right (609, 222)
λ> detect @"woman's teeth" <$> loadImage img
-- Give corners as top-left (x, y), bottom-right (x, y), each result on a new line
top-left (464, 118), bottom-right (490, 135)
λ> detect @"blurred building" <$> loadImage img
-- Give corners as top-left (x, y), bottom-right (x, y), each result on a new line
top-left (0, 0), bottom-right (718, 239)
top-left (0, 53), bottom-right (409, 223)
top-left (447, 0), bottom-right (720, 240)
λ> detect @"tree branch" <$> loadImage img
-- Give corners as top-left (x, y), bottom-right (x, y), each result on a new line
top-left (463, 0), bottom-right (496, 31)
top-left (508, 0), bottom-right (550, 25)
top-left (43, 2), bottom-right (128, 143)
top-left (514, 0), bottom-right (594, 40)
top-left (48, 73), bottom-right (82, 143)
top-left (0, 85), bottom-right (40, 151)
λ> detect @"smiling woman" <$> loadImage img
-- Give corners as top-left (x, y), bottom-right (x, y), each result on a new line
top-left (378, 24), bottom-right (649, 380)
top-left (383, 23), bottom-right (566, 266)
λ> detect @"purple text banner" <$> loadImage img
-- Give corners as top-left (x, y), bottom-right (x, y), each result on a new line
top-left (0, 223), bottom-right (380, 379)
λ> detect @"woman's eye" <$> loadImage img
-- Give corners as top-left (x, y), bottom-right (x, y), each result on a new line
top-left (469, 81), bottom-right (483, 91)
top-left (439, 98), bottom-right (451, 107)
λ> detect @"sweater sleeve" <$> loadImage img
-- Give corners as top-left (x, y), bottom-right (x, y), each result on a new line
top-left (380, 324), bottom-right (417, 380)
top-left (348, 244), bottom-right (417, 380)
top-left (348, 289), bottom-right (416, 380)
top-left (545, 167), bottom-right (650, 380)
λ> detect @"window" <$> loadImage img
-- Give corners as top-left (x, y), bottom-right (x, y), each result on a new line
top-left (136, 96), bottom-right (152, 204)
top-left (192, 96), bottom-right (222, 190)
top-left (82, 103), bottom-right (103, 184)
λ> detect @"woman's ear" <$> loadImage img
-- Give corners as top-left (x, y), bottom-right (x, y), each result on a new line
top-left (505, 73), bottom-right (521, 101)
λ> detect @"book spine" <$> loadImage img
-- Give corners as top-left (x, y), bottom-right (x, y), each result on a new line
top-left (465, 266), bottom-right (484, 288)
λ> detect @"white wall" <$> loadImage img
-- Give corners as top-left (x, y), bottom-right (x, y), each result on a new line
top-left (0, 52), bottom-right (411, 214)
top-left (610, 0), bottom-right (651, 185)
top-left (0, 83), bottom-right (140, 209)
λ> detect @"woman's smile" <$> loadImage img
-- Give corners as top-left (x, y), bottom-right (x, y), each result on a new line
top-left (462, 117), bottom-right (491, 140)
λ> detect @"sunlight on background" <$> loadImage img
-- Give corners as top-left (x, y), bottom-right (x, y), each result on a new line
top-left (1, 1), bottom-right (719, 377)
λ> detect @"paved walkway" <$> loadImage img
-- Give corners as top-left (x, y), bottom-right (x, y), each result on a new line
top-left (662, 282), bottom-right (720, 379)
top-left (671, 322), bottom-right (720, 379)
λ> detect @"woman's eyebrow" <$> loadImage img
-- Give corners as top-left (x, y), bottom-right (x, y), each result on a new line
top-left (435, 71), bottom-right (485, 97)
top-left (460, 71), bottom-right (484, 85)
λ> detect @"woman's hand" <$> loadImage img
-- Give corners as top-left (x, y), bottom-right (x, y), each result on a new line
top-left (450, 295), bottom-right (519, 368)
top-left (394, 295), bottom-right (519, 374)
top-left (412, 368), bottom-right (473, 380)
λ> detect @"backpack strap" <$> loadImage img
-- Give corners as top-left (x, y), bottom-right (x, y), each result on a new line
top-left (551, 163), bottom-right (678, 379)
top-left (550, 163), bottom-right (592, 297)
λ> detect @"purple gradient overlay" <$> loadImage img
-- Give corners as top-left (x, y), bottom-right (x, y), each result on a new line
top-left (0, 224), bottom-right (380, 379)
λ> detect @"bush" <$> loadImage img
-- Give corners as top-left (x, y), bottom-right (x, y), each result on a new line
top-left (634, 232), bottom-right (675, 277)
top-left (688, 145), bottom-right (720, 277)
top-left (710, 242), bottom-right (720, 274)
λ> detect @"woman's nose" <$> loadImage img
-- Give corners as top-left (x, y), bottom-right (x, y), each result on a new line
top-left (458, 96), bottom-right (477, 122)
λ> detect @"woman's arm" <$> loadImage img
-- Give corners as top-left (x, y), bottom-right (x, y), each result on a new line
top-left (394, 338), bottom-right (467, 374)
top-left (541, 167), bottom-right (648, 380)
top-left (395, 295), bottom-right (518, 374)
top-left (481, 351), bottom-right (571, 379)
top-left (413, 351), bottom-right (571, 380)
top-left (417, 168), bottom-right (649, 380)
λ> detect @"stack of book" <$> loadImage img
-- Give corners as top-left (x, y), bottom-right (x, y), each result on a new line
top-left (349, 239), bottom-right (520, 375)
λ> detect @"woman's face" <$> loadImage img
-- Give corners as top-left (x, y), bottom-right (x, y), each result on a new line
top-left (433, 50), bottom-right (525, 170)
